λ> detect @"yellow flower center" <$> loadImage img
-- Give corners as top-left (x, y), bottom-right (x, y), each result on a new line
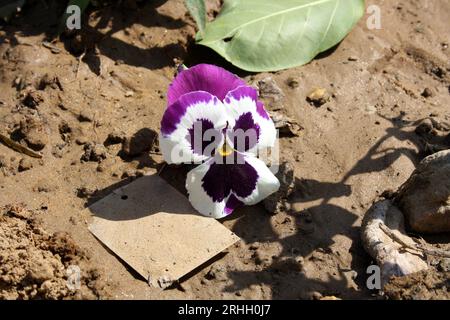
top-left (218, 142), bottom-right (233, 156)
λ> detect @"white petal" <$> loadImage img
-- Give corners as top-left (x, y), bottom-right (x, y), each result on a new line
top-left (223, 86), bottom-right (277, 154)
top-left (186, 160), bottom-right (228, 219)
top-left (236, 155), bottom-right (280, 205)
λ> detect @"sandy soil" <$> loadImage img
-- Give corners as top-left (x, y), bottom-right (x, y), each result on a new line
top-left (0, 0), bottom-right (449, 299)
top-left (0, 204), bottom-right (107, 299)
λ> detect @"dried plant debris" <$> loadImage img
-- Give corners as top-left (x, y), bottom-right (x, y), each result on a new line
top-left (257, 77), bottom-right (284, 102)
top-left (361, 200), bottom-right (428, 285)
top-left (0, 133), bottom-right (42, 158)
top-left (269, 111), bottom-right (303, 137)
top-left (414, 118), bottom-right (450, 156)
top-left (256, 77), bottom-right (285, 110)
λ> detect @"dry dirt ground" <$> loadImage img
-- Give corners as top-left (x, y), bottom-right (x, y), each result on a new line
top-left (0, 0), bottom-right (449, 299)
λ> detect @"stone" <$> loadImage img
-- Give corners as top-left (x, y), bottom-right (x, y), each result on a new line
top-left (121, 128), bottom-right (158, 158)
top-left (421, 87), bottom-right (433, 98)
top-left (415, 118), bottom-right (433, 135)
top-left (395, 150), bottom-right (450, 233)
top-left (257, 77), bottom-right (284, 102)
top-left (18, 158), bottom-right (33, 172)
top-left (269, 111), bottom-right (303, 137)
top-left (286, 77), bottom-right (300, 88)
top-left (306, 88), bottom-right (329, 107)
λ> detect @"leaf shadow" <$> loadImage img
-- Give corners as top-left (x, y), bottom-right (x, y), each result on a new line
top-left (1, 0), bottom-right (189, 73)
top-left (216, 116), bottom-right (428, 299)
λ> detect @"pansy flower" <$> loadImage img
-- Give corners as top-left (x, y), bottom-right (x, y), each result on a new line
top-left (159, 64), bottom-right (280, 219)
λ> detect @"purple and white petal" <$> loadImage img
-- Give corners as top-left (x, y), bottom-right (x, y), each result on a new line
top-left (233, 154), bottom-right (280, 206)
top-left (230, 111), bottom-right (261, 152)
top-left (167, 64), bottom-right (246, 105)
top-left (186, 152), bottom-right (279, 218)
top-left (202, 154), bottom-right (258, 201)
top-left (160, 91), bottom-right (226, 164)
top-left (223, 86), bottom-right (276, 153)
top-left (186, 159), bottom-right (244, 219)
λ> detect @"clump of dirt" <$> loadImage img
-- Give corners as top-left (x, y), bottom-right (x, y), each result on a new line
top-left (384, 269), bottom-right (450, 300)
top-left (0, 204), bottom-right (108, 300)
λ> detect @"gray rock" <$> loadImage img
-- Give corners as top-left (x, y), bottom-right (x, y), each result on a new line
top-left (395, 150), bottom-right (450, 233)
top-left (257, 77), bottom-right (284, 103)
top-left (269, 111), bottom-right (303, 137)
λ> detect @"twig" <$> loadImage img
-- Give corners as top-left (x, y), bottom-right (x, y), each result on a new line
top-left (92, 112), bottom-right (99, 142)
top-left (42, 41), bottom-right (61, 54)
top-left (0, 133), bottom-right (42, 158)
top-left (379, 223), bottom-right (450, 258)
top-left (157, 162), bottom-right (167, 176)
top-left (76, 50), bottom-right (86, 79)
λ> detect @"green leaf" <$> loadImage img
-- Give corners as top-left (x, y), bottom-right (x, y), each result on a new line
top-left (198, 0), bottom-right (365, 72)
top-left (185, 0), bottom-right (206, 37)
top-left (0, 0), bottom-right (25, 21)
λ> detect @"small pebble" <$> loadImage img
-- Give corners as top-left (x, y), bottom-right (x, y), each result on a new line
top-left (287, 77), bottom-right (300, 89)
top-left (421, 87), bottom-right (433, 98)
top-left (18, 158), bottom-right (33, 172)
top-left (306, 88), bottom-right (329, 107)
top-left (78, 110), bottom-right (94, 122)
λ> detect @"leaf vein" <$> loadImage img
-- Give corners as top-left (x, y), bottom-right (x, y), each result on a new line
top-left (203, 0), bottom-right (336, 44)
